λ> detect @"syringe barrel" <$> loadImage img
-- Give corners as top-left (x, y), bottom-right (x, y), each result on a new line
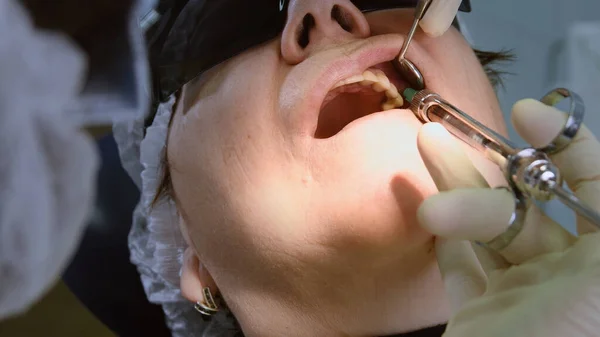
top-left (409, 90), bottom-right (518, 168)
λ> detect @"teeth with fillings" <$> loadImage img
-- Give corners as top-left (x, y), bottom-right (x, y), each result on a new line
top-left (332, 68), bottom-right (404, 110)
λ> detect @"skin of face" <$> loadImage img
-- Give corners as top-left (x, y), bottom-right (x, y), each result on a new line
top-left (168, 2), bottom-right (508, 336)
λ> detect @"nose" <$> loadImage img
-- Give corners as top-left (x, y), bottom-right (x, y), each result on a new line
top-left (281, 0), bottom-right (371, 64)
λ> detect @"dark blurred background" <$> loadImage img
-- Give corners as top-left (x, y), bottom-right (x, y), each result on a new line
top-left (0, 135), bottom-right (171, 337)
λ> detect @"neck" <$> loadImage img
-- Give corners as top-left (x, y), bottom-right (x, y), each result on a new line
top-left (222, 255), bottom-right (450, 337)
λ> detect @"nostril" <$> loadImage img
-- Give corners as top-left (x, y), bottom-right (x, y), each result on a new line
top-left (297, 14), bottom-right (315, 49)
top-left (331, 5), bottom-right (353, 33)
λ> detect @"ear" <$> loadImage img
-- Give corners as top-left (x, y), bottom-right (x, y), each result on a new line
top-left (180, 247), bottom-right (218, 303)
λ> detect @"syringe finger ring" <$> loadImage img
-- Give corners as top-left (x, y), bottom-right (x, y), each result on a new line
top-left (537, 88), bottom-right (585, 155)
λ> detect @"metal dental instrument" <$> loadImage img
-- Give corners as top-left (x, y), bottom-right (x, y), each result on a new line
top-left (392, 0), bottom-right (432, 90)
top-left (403, 87), bottom-right (600, 230)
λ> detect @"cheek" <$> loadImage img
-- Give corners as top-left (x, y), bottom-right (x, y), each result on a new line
top-left (199, 63), bottom-right (284, 183)
top-left (179, 78), bottom-right (306, 240)
top-left (422, 30), bottom-right (505, 130)
top-left (304, 112), bottom-right (438, 249)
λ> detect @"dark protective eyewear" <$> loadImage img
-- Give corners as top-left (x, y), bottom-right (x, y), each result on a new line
top-left (147, 0), bottom-right (471, 105)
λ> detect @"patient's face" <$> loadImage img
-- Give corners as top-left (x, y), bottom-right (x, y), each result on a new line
top-left (168, 1), bottom-right (506, 335)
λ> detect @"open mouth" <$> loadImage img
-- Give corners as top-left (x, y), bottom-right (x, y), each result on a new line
top-left (314, 61), bottom-right (411, 139)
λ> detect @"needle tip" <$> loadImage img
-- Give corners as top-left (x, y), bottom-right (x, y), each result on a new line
top-left (403, 88), bottom-right (418, 102)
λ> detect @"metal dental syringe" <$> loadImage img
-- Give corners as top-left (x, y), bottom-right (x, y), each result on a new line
top-left (403, 87), bottom-right (600, 230)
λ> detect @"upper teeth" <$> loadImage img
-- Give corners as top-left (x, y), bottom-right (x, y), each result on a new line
top-left (333, 68), bottom-right (404, 110)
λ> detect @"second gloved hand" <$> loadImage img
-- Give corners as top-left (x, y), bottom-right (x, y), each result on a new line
top-left (416, 99), bottom-right (600, 337)
top-left (419, 0), bottom-right (463, 37)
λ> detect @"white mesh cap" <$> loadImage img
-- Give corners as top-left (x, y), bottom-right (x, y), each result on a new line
top-left (120, 96), bottom-right (239, 336)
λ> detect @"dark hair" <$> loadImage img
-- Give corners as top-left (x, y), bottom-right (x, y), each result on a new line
top-left (474, 49), bottom-right (515, 89)
top-left (151, 48), bottom-right (515, 208)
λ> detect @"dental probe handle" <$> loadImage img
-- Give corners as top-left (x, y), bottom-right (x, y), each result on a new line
top-left (415, 0), bottom-right (433, 20)
top-left (397, 0), bottom-right (433, 60)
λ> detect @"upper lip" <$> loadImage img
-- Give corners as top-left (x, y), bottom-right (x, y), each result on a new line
top-left (288, 34), bottom-right (428, 137)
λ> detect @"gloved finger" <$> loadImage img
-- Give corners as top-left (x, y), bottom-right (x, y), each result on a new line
top-left (416, 123), bottom-right (497, 309)
top-left (419, 0), bottom-right (463, 37)
top-left (419, 189), bottom-right (515, 243)
top-left (417, 123), bottom-right (515, 266)
top-left (420, 189), bottom-right (576, 264)
top-left (417, 123), bottom-right (576, 265)
top-left (512, 99), bottom-right (600, 234)
top-left (434, 238), bottom-right (488, 313)
top-left (417, 123), bottom-right (489, 191)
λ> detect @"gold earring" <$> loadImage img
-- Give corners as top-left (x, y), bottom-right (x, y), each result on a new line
top-left (194, 287), bottom-right (219, 316)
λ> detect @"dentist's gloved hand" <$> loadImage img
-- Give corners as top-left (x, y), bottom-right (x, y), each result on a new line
top-left (416, 99), bottom-right (600, 337)
top-left (420, 0), bottom-right (463, 37)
